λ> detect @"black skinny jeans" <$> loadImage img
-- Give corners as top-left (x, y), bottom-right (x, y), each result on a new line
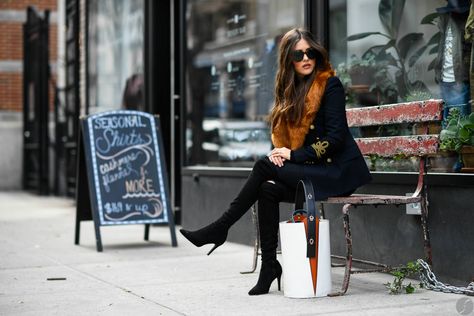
top-left (221, 157), bottom-right (298, 262)
top-left (221, 156), bottom-right (355, 262)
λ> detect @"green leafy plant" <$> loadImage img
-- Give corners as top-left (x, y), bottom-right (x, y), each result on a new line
top-left (384, 261), bottom-right (422, 294)
top-left (346, 0), bottom-right (438, 100)
top-left (336, 62), bottom-right (355, 104)
top-left (348, 53), bottom-right (378, 83)
top-left (351, 54), bottom-right (398, 105)
top-left (440, 109), bottom-right (474, 152)
top-left (337, 54), bottom-right (398, 105)
top-left (405, 90), bottom-right (433, 102)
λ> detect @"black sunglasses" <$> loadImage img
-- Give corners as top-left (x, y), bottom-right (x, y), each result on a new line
top-left (291, 48), bottom-right (317, 62)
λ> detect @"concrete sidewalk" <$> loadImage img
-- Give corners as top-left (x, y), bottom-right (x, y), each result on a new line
top-left (0, 191), bottom-right (470, 316)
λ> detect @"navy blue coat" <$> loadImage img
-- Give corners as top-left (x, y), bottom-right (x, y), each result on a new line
top-left (274, 76), bottom-right (371, 200)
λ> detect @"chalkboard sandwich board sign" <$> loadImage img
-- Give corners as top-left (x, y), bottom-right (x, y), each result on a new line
top-left (75, 110), bottom-right (177, 251)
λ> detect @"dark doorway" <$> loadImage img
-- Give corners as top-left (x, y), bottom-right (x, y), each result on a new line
top-left (23, 7), bottom-right (50, 195)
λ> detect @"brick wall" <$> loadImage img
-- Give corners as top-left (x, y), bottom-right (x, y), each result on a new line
top-left (0, 1), bottom-right (58, 112)
top-left (0, 73), bottom-right (21, 111)
top-left (0, 0), bottom-right (57, 11)
top-left (0, 23), bottom-right (22, 60)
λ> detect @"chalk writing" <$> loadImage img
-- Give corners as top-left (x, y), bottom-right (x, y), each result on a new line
top-left (93, 115), bottom-right (147, 129)
top-left (125, 178), bottom-right (154, 194)
top-left (101, 164), bottom-right (137, 193)
top-left (95, 129), bottom-right (149, 154)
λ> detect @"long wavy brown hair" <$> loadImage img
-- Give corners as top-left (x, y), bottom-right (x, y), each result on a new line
top-left (269, 28), bottom-right (331, 130)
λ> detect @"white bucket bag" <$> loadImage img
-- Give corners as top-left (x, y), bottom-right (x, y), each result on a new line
top-left (279, 179), bottom-right (332, 298)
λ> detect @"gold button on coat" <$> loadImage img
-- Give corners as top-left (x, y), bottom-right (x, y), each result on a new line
top-left (310, 124), bottom-right (315, 130)
top-left (327, 158), bottom-right (332, 163)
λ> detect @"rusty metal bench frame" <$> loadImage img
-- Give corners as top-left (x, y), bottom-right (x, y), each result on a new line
top-left (243, 99), bottom-right (444, 295)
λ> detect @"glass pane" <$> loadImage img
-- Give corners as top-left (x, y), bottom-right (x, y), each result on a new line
top-left (185, 0), bottom-right (304, 167)
top-left (330, 0), bottom-right (473, 173)
top-left (88, 0), bottom-right (144, 113)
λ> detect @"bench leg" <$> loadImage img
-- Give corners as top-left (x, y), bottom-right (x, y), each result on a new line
top-left (329, 203), bottom-right (353, 296)
top-left (241, 205), bottom-right (260, 274)
top-left (420, 194), bottom-right (432, 266)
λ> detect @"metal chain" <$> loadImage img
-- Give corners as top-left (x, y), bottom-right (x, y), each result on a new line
top-left (417, 259), bottom-right (474, 296)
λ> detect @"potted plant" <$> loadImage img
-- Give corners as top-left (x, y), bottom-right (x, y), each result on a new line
top-left (347, 54), bottom-right (377, 86)
top-left (348, 55), bottom-right (379, 106)
top-left (346, 0), bottom-right (438, 100)
top-left (337, 55), bottom-right (398, 106)
top-left (439, 109), bottom-right (474, 172)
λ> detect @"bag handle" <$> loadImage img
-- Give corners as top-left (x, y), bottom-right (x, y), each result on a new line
top-left (294, 179), bottom-right (320, 258)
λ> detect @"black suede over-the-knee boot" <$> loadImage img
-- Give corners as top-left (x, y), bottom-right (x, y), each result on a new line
top-left (248, 181), bottom-right (292, 295)
top-left (180, 158), bottom-right (278, 255)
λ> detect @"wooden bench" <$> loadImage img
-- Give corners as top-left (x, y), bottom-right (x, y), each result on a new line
top-left (243, 99), bottom-right (444, 296)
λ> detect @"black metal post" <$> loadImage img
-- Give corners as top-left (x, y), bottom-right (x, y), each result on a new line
top-left (305, 0), bottom-right (329, 50)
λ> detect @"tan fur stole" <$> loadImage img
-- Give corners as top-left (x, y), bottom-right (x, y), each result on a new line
top-left (271, 69), bottom-right (335, 150)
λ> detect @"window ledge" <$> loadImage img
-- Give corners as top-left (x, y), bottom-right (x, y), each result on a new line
top-left (182, 167), bottom-right (474, 186)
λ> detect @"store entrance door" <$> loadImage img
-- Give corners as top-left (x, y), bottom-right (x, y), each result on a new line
top-left (22, 7), bottom-right (50, 195)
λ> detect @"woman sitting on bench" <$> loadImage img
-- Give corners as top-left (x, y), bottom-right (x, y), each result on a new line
top-left (180, 28), bottom-right (371, 295)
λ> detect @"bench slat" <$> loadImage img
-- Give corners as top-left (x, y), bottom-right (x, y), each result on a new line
top-left (355, 135), bottom-right (439, 156)
top-left (347, 99), bottom-right (443, 127)
top-left (323, 193), bottom-right (421, 205)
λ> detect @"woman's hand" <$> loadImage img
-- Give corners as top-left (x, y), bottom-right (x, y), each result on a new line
top-left (268, 147), bottom-right (291, 167)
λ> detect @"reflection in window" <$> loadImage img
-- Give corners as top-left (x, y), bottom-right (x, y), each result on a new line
top-left (333, 0), bottom-right (443, 107)
top-left (330, 0), bottom-right (473, 174)
top-left (185, 0), bottom-right (304, 166)
top-left (88, 0), bottom-right (144, 113)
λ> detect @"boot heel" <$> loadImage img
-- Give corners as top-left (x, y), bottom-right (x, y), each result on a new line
top-left (207, 243), bottom-right (221, 255)
top-left (180, 225), bottom-right (228, 255)
top-left (248, 260), bottom-right (282, 295)
top-left (276, 262), bottom-right (282, 291)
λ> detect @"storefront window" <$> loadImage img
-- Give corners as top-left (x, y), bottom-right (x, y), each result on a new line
top-left (88, 0), bottom-right (144, 113)
top-left (330, 0), bottom-right (473, 173)
top-left (185, 0), bottom-right (304, 166)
